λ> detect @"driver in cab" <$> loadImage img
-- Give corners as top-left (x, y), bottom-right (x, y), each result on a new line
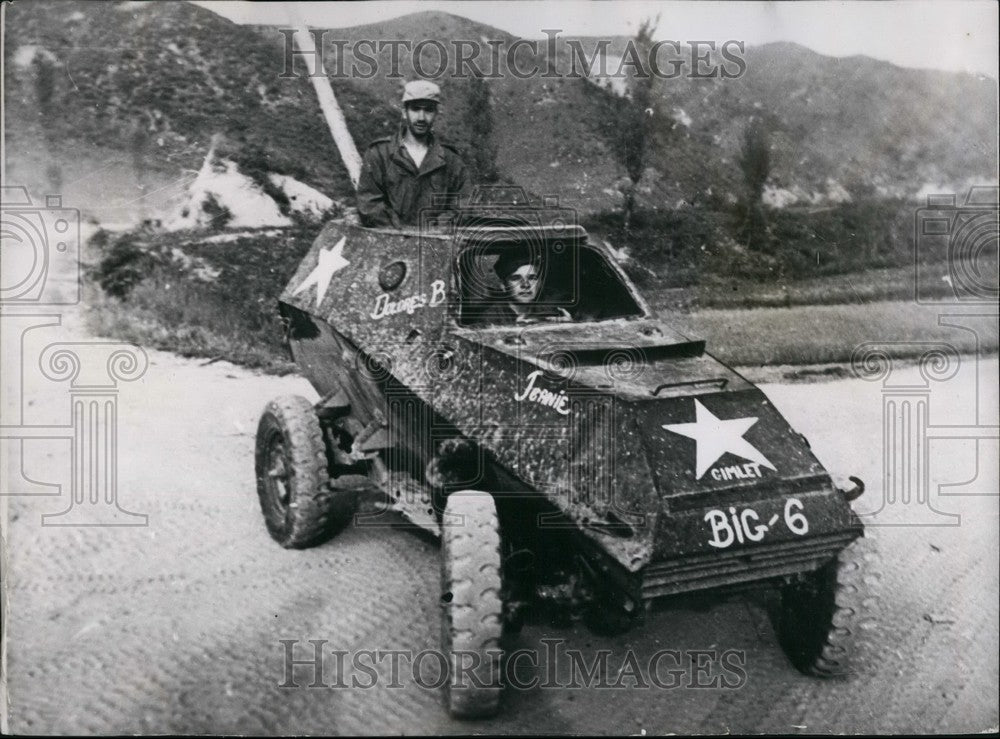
top-left (479, 251), bottom-right (572, 325)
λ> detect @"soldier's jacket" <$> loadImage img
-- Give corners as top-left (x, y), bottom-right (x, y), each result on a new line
top-left (356, 128), bottom-right (472, 228)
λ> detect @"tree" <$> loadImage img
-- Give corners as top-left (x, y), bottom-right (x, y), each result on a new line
top-left (130, 119), bottom-right (152, 219)
top-left (33, 54), bottom-right (63, 192)
top-left (618, 17), bottom-right (659, 239)
top-left (465, 72), bottom-right (500, 184)
top-left (738, 117), bottom-right (772, 250)
top-left (33, 54), bottom-right (56, 119)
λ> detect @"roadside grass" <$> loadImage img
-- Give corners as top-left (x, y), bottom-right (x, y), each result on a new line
top-left (85, 258), bottom-right (995, 375)
top-left (84, 224), bottom-right (321, 374)
top-left (88, 287), bottom-right (993, 372)
top-left (83, 208), bottom-right (997, 373)
top-left (85, 278), bottom-right (298, 374)
top-left (645, 261), bottom-right (969, 312)
top-left (663, 300), bottom-right (998, 367)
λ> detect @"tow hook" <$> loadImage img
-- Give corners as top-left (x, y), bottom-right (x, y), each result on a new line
top-left (839, 476), bottom-right (865, 502)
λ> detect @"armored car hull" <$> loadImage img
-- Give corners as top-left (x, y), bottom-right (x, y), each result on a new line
top-left (255, 215), bottom-right (869, 717)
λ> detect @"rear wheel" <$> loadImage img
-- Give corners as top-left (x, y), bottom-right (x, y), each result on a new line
top-left (777, 535), bottom-right (870, 676)
top-left (254, 395), bottom-right (356, 548)
top-left (440, 491), bottom-right (504, 718)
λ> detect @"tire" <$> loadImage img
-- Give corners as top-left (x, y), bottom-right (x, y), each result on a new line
top-left (777, 535), bottom-right (871, 677)
top-left (440, 491), bottom-right (504, 719)
top-left (254, 395), bottom-right (356, 548)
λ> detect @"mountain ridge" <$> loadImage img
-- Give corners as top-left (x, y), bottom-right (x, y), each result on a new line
top-left (4, 2), bottom-right (996, 222)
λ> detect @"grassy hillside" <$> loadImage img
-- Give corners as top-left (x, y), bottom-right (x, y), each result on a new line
top-left (4, 0), bottom-right (393, 211)
top-left (5, 3), bottom-right (996, 219)
top-left (259, 11), bottom-right (997, 212)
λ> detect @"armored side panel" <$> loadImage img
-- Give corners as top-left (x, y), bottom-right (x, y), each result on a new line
top-left (278, 219), bottom-right (862, 604)
top-left (279, 221), bottom-right (484, 533)
top-left (279, 221), bottom-right (457, 411)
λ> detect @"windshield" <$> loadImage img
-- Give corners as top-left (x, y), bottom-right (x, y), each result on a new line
top-left (457, 241), bottom-right (644, 327)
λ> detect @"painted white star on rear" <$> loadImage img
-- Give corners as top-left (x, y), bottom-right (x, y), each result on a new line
top-left (292, 236), bottom-right (349, 307)
top-left (662, 399), bottom-right (776, 479)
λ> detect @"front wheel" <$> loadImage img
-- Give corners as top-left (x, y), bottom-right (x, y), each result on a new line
top-left (777, 535), bottom-right (872, 676)
top-left (254, 395), bottom-right (356, 548)
top-left (440, 491), bottom-right (504, 718)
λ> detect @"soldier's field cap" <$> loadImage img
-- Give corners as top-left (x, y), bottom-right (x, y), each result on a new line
top-left (494, 250), bottom-right (540, 281)
top-left (402, 80), bottom-right (441, 104)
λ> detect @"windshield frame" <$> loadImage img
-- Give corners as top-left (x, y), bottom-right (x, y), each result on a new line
top-left (451, 237), bottom-right (652, 328)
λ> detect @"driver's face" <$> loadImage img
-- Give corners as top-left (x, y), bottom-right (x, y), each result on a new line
top-left (404, 102), bottom-right (438, 136)
top-left (505, 264), bottom-right (541, 304)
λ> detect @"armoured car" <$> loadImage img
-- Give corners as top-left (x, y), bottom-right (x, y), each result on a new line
top-left (254, 194), bottom-right (869, 717)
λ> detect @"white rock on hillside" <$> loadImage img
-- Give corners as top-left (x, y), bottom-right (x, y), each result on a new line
top-left (166, 147), bottom-right (333, 231)
top-left (586, 54), bottom-right (629, 98)
top-left (672, 107), bottom-right (693, 127)
top-left (762, 185), bottom-right (802, 208)
top-left (13, 44), bottom-right (58, 69)
top-left (268, 173), bottom-right (334, 220)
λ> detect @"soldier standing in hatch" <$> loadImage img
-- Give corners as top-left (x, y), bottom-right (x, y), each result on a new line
top-left (356, 80), bottom-right (472, 228)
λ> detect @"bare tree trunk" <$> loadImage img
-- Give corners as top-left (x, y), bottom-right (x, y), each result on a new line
top-left (622, 188), bottom-right (636, 240)
top-left (286, 8), bottom-right (362, 189)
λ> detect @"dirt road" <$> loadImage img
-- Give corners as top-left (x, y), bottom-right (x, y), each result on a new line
top-left (2, 295), bottom-right (997, 734)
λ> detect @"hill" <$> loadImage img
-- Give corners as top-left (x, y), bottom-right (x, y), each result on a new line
top-left (3, 0), bottom-right (393, 220)
top-left (4, 2), bottom-right (997, 222)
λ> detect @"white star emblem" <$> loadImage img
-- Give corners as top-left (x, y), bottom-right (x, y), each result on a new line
top-left (292, 236), bottom-right (350, 308)
top-left (662, 399), bottom-right (776, 479)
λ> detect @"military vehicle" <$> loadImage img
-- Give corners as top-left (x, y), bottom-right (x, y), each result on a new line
top-left (253, 191), bottom-right (869, 718)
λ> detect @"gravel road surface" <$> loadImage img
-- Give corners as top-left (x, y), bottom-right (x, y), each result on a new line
top-left (2, 288), bottom-right (997, 734)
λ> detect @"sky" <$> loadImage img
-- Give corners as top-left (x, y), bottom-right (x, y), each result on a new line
top-left (193, 0), bottom-right (998, 78)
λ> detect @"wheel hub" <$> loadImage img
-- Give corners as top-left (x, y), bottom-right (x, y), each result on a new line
top-left (266, 438), bottom-right (291, 509)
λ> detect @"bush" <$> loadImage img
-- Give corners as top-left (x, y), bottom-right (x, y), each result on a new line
top-left (87, 223), bottom-right (324, 371)
top-left (465, 73), bottom-right (500, 183)
top-left (585, 198), bottom-right (922, 288)
top-left (90, 234), bottom-right (157, 299)
top-left (583, 207), bottom-right (732, 287)
top-left (201, 193), bottom-right (232, 230)
top-left (766, 198), bottom-right (914, 276)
